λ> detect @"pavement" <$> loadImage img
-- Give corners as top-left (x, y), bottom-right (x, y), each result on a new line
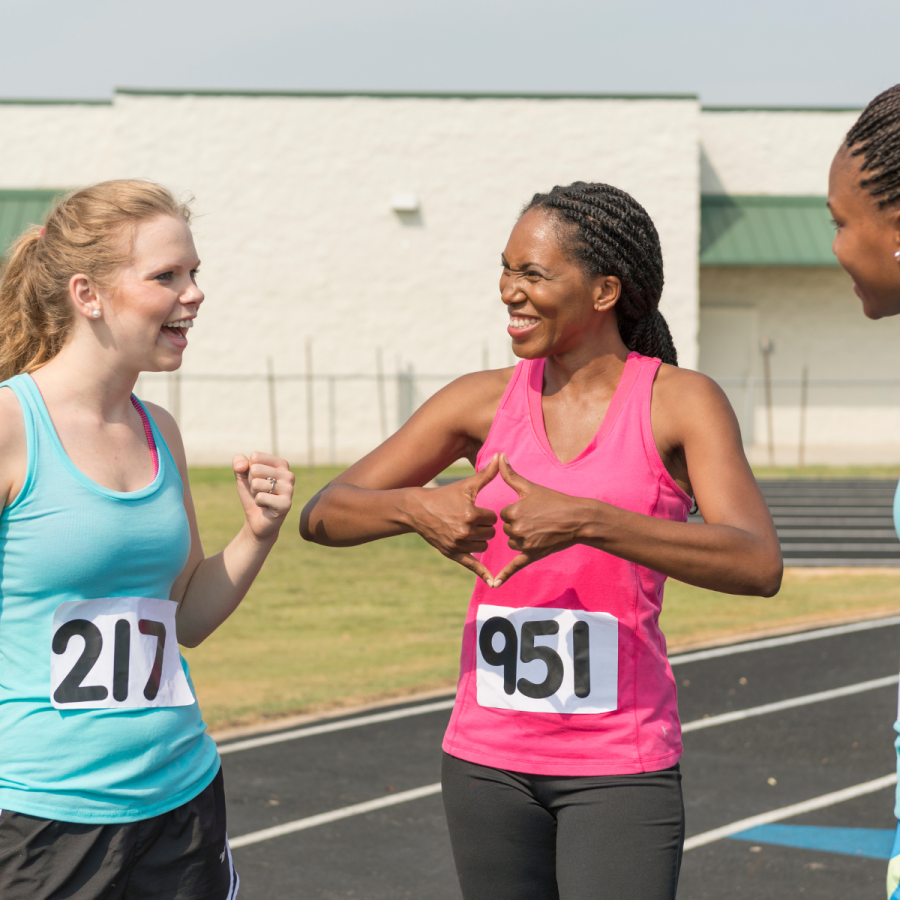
top-left (219, 615), bottom-right (900, 899)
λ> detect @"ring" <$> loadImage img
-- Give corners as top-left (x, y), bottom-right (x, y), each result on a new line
top-left (267, 477), bottom-right (276, 493)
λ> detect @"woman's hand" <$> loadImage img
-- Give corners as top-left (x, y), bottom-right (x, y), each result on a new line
top-left (407, 453), bottom-right (501, 585)
top-left (233, 452), bottom-right (295, 542)
top-left (493, 454), bottom-right (591, 587)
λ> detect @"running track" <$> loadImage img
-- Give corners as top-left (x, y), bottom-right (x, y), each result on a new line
top-left (218, 615), bottom-right (900, 898)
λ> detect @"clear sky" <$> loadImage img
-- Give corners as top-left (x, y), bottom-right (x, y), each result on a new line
top-left (1, 0), bottom-right (896, 107)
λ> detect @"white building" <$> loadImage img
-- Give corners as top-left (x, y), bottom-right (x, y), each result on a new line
top-left (1, 90), bottom-right (895, 465)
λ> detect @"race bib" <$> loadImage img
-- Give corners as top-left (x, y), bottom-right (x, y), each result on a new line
top-left (476, 604), bottom-right (618, 714)
top-left (50, 597), bottom-right (195, 710)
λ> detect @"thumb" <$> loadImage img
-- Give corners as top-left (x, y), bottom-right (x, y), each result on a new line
top-left (470, 453), bottom-right (500, 492)
top-left (499, 453), bottom-right (528, 496)
top-left (233, 454), bottom-right (254, 508)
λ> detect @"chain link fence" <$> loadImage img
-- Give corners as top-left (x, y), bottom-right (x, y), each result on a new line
top-left (135, 366), bottom-right (900, 467)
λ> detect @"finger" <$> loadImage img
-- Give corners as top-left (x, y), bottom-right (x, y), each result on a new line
top-left (499, 498), bottom-right (525, 524)
top-left (454, 553), bottom-right (498, 587)
top-left (247, 451), bottom-right (289, 470)
top-left (499, 453), bottom-right (529, 496)
top-left (467, 453), bottom-right (500, 493)
top-left (491, 553), bottom-right (534, 588)
top-left (253, 490), bottom-right (292, 517)
top-left (233, 455), bottom-right (254, 505)
top-left (248, 462), bottom-right (293, 481)
top-left (471, 506), bottom-right (498, 526)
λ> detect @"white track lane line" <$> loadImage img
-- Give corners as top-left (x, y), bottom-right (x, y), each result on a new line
top-left (670, 614), bottom-right (900, 666)
top-left (683, 773), bottom-right (898, 851)
top-left (682, 674), bottom-right (899, 733)
top-left (228, 675), bottom-right (900, 849)
top-left (229, 783), bottom-right (443, 849)
top-left (219, 614), bottom-right (900, 756)
top-left (217, 699), bottom-right (456, 755)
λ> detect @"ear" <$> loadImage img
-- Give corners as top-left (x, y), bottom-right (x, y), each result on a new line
top-left (888, 206), bottom-right (900, 252)
top-left (592, 274), bottom-right (621, 313)
top-left (68, 273), bottom-right (102, 320)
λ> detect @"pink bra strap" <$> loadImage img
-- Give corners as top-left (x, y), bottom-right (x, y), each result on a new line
top-left (130, 395), bottom-right (159, 478)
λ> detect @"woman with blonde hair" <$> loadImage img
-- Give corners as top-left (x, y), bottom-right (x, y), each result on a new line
top-left (0, 180), bottom-right (293, 899)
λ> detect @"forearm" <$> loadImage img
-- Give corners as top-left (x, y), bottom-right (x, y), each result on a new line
top-left (575, 499), bottom-right (782, 596)
top-left (301, 483), bottom-right (423, 546)
top-left (176, 523), bottom-right (277, 647)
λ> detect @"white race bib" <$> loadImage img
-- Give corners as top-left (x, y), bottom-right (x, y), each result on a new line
top-left (476, 604), bottom-right (618, 714)
top-left (50, 597), bottom-right (195, 710)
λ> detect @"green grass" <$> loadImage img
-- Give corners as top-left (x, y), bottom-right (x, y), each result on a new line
top-left (182, 467), bottom-right (900, 731)
top-left (752, 465), bottom-right (900, 480)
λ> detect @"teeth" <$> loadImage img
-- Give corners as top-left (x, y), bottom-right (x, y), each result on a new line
top-left (510, 317), bottom-right (537, 329)
top-left (163, 319), bottom-right (193, 328)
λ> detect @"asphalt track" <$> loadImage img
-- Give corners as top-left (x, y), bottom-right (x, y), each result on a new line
top-left (218, 615), bottom-right (900, 899)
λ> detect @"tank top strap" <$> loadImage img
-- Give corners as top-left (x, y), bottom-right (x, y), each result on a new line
top-left (476, 361), bottom-right (530, 469)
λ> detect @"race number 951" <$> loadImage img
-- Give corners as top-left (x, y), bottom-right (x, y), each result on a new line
top-left (475, 605), bottom-right (618, 714)
top-left (49, 596), bottom-right (195, 710)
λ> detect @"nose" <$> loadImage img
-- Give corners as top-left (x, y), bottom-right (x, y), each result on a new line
top-left (183, 282), bottom-right (204, 308)
top-left (500, 273), bottom-right (524, 308)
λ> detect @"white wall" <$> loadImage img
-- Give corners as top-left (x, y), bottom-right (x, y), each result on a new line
top-left (700, 109), bottom-right (861, 196)
top-left (109, 92), bottom-right (699, 462)
top-left (700, 267), bottom-right (900, 464)
top-left (0, 102), bottom-right (113, 186)
top-left (0, 92), bottom-right (703, 465)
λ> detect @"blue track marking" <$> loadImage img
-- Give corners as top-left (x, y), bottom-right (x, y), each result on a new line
top-left (730, 824), bottom-right (895, 859)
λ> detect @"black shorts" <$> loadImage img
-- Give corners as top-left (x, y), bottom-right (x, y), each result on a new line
top-left (441, 752), bottom-right (684, 900)
top-left (0, 766), bottom-right (237, 900)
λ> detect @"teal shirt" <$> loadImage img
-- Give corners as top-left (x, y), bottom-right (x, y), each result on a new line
top-left (0, 375), bottom-right (219, 823)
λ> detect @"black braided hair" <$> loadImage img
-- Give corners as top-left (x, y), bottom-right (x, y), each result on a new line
top-left (845, 84), bottom-right (900, 208)
top-left (523, 181), bottom-right (678, 366)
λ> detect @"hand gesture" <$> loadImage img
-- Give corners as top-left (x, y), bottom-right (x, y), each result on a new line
top-left (410, 453), bottom-right (501, 585)
top-left (493, 454), bottom-right (586, 587)
top-left (233, 452), bottom-right (295, 542)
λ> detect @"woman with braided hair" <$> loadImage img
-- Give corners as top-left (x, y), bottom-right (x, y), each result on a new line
top-left (302, 181), bottom-right (782, 899)
top-left (827, 85), bottom-right (900, 899)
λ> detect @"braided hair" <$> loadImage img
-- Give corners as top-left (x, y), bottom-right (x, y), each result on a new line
top-left (845, 84), bottom-right (900, 208)
top-left (523, 182), bottom-right (678, 366)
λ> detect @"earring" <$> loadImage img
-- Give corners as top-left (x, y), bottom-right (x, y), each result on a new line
top-left (91, 309), bottom-right (101, 319)
top-left (894, 250), bottom-right (900, 260)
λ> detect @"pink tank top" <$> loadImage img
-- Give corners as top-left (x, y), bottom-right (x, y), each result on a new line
top-left (442, 352), bottom-right (691, 776)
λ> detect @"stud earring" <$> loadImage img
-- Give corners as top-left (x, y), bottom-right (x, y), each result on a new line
top-left (894, 250), bottom-right (900, 260)
top-left (91, 309), bottom-right (101, 319)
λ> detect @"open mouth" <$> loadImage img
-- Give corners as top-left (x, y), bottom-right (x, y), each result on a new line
top-left (507, 314), bottom-right (540, 338)
top-left (161, 317), bottom-right (193, 338)
top-left (161, 317), bottom-right (193, 347)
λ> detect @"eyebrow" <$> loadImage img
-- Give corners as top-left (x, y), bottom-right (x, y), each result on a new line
top-left (500, 256), bottom-right (548, 271)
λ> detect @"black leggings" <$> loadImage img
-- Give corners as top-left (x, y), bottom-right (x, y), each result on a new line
top-left (441, 753), bottom-right (684, 900)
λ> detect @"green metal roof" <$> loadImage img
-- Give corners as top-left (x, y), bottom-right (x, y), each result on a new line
top-left (700, 195), bottom-right (838, 266)
top-left (0, 189), bottom-right (63, 256)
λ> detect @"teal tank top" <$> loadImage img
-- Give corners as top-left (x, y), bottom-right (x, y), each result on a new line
top-left (0, 374), bottom-right (219, 824)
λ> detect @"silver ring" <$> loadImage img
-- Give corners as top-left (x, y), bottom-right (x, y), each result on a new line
top-left (267, 477), bottom-right (276, 493)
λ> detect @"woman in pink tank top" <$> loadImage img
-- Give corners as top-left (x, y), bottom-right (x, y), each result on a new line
top-left (302, 182), bottom-right (782, 900)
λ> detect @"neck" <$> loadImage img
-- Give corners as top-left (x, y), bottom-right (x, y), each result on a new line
top-left (542, 327), bottom-right (630, 397)
top-left (30, 335), bottom-right (140, 420)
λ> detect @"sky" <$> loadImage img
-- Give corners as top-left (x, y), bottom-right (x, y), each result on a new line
top-left (0, 0), bottom-right (897, 107)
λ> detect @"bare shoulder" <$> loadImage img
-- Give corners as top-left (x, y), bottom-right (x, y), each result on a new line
top-left (0, 387), bottom-right (28, 505)
top-left (438, 367), bottom-right (515, 406)
top-left (0, 386), bottom-right (26, 455)
top-left (653, 364), bottom-right (733, 414)
top-left (428, 366), bottom-right (516, 439)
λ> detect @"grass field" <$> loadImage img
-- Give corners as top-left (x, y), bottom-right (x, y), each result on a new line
top-left (182, 466), bottom-right (900, 730)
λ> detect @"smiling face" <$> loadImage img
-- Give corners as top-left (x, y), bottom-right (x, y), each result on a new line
top-left (500, 208), bottom-right (621, 359)
top-left (828, 145), bottom-right (900, 319)
top-left (102, 214), bottom-right (204, 372)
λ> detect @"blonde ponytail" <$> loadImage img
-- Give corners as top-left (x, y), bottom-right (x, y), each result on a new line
top-left (0, 180), bottom-right (192, 381)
